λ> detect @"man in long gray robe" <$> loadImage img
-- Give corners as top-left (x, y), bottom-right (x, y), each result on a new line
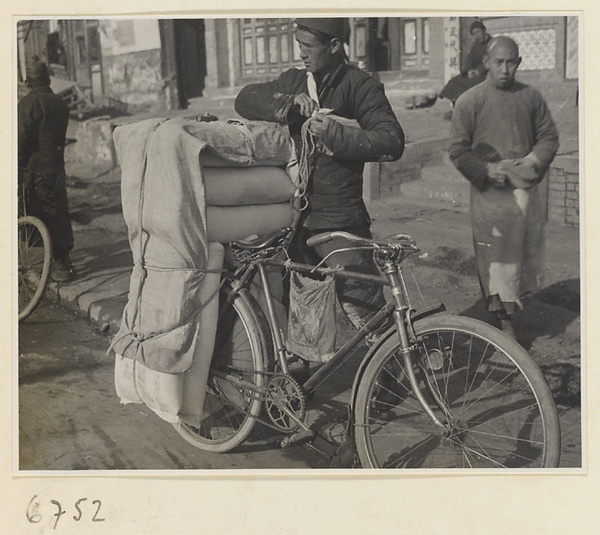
top-left (449, 36), bottom-right (559, 337)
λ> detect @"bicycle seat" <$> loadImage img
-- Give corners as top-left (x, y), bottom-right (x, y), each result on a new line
top-left (232, 227), bottom-right (292, 251)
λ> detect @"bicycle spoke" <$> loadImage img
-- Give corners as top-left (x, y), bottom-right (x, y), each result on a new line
top-left (173, 286), bottom-right (270, 453)
top-left (354, 316), bottom-right (559, 469)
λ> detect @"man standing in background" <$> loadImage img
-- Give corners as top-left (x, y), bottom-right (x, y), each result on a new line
top-left (18, 59), bottom-right (74, 282)
top-left (448, 36), bottom-right (559, 338)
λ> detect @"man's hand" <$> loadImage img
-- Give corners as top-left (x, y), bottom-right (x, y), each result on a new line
top-left (502, 153), bottom-right (542, 189)
top-left (293, 93), bottom-right (319, 118)
top-left (467, 69), bottom-right (479, 79)
top-left (486, 162), bottom-right (509, 188)
top-left (511, 152), bottom-right (541, 171)
top-left (307, 113), bottom-right (332, 137)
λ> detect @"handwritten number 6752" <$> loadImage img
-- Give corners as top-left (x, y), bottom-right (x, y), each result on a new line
top-left (26, 495), bottom-right (105, 528)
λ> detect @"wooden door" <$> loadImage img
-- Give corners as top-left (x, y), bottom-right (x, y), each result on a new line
top-left (399, 18), bottom-right (430, 74)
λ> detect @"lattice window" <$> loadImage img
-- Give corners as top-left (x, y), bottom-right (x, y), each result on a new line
top-left (240, 18), bottom-right (302, 78)
top-left (499, 28), bottom-right (556, 71)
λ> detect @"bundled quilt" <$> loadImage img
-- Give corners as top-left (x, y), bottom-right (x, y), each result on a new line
top-left (109, 116), bottom-right (298, 422)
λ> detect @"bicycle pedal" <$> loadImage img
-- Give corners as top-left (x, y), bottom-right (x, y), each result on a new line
top-left (280, 429), bottom-right (314, 448)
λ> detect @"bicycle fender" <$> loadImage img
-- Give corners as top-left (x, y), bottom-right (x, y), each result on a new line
top-left (411, 303), bottom-right (446, 321)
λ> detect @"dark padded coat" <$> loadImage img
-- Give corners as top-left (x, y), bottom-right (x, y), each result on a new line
top-left (18, 85), bottom-right (69, 176)
top-left (235, 62), bottom-right (404, 229)
top-left (18, 85), bottom-right (73, 253)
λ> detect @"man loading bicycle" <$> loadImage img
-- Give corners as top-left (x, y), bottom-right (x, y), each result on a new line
top-left (235, 17), bottom-right (405, 329)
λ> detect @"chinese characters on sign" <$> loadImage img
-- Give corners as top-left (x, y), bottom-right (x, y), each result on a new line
top-left (444, 17), bottom-right (461, 82)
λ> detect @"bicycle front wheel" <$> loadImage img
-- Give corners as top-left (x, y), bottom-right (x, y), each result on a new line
top-left (173, 285), bottom-right (273, 453)
top-left (18, 216), bottom-right (52, 322)
top-left (354, 314), bottom-right (560, 469)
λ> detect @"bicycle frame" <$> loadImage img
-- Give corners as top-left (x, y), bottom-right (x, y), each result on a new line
top-left (227, 242), bottom-right (448, 431)
top-left (174, 227), bottom-right (561, 467)
top-left (261, 256), bottom-right (393, 394)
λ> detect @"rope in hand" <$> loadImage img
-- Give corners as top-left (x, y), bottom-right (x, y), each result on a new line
top-left (293, 118), bottom-right (321, 211)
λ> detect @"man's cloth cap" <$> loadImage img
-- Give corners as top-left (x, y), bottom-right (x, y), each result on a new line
top-left (294, 18), bottom-right (350, 43)
top-left (26, 60), bottom-right (50, 83)
top-left (470, 20), bottom-right (487, 33)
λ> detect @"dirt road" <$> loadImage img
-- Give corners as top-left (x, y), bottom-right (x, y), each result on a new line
top-left (18, 297), bottom-right (360, 470)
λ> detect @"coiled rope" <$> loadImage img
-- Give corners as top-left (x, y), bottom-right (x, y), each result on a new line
top-left (293, 118), bottom-right (321, 212)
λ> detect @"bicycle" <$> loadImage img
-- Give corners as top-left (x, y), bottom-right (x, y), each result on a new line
top-left (18, 215), bottom-right (52, 322)
top-left (17, 177), bottom-right (53, 322)
top-left (172, 227), bottom-right (561, 469)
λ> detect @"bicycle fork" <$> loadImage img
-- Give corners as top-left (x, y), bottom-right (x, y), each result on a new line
top-left (381, 262), bottom-right (448, 433)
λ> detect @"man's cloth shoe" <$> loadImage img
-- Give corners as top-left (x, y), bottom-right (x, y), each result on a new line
top-left (52, 257), bottom-right (75, 282)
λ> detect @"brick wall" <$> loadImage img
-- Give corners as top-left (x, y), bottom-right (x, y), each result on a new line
top-left (547, 155), bottom-right (579, 227)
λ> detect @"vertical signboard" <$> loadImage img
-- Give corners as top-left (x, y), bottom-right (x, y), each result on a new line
top-left (444, 16), bottom-right (461, 82)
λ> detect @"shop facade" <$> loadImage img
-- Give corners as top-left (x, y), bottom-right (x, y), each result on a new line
top-left (17, 15), bottom-right (578, 113)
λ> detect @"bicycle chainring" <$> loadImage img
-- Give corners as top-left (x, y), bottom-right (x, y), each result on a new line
top-left (264, 374), bottom-right (307, 433)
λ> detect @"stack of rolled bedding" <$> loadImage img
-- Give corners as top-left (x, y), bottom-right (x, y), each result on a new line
top-left (112, 118), bottom-right (297, 424)
top-left (201, 150), bottom-right (297, 243)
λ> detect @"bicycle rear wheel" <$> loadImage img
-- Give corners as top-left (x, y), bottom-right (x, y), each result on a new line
top-left (354, 314), bottom-right (561, 469)
top-left (173, 285), bottom-right (273, 453)
top-left (18, 216), bottom-right (52, 322)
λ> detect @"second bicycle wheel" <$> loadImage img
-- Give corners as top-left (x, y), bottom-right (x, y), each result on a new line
top-left (18, 216), bottom-right (52, 322)
top-left (354, 314), bottom-right (560, 469)
top-left (173, 285), bottom-right (273, 453)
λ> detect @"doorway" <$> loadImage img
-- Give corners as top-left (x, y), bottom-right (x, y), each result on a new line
top-left (173, 19), bottom-right (207, 108)
top-left (367, 17), bottom-right (429, 75)
top-left (71, 20), bottom-right (103, 101)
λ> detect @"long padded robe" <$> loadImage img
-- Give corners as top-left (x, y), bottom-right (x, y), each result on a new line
top-left (449, 78), bottom-right (559, 314)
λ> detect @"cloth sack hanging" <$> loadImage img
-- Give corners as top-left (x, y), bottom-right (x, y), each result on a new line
top-left (286, 271), bottom-right (338, 363)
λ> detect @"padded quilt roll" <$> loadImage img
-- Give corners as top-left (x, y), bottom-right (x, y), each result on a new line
top-left (114, 243), bottom-right (225, 424)
top-left (206, 203), bottom-right (296, 243)
top-left (179, 243), bottom-right (224, 425)
top-left (199, 149), bottom-right (289, 168)
top-left (204, 166), bottom-right (295, 206)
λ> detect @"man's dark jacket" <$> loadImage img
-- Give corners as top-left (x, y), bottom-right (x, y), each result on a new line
top-left (18, 85), bottom-right (69, 176)
top-left (235, 63), bottom-right (404, 229)
top-left (18, 84), bottom-right (73, 252)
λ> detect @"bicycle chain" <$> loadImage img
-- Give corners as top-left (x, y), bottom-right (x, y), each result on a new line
top-left (209, 365), bottom-right (347, 461)
top-left (210, 364), bottom-right (306, 434)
